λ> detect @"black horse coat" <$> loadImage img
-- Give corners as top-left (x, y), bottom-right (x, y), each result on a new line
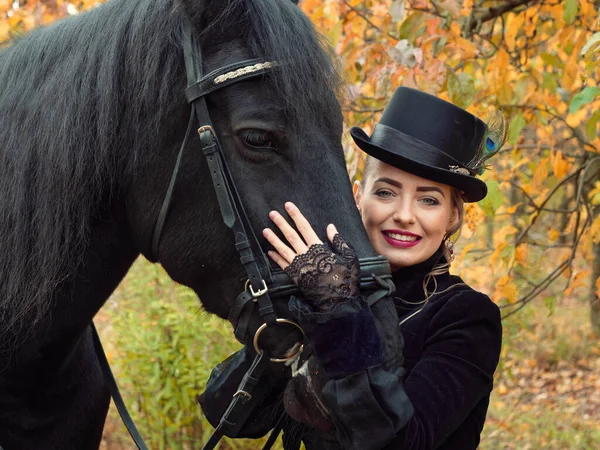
top-left (201, 249), bottom-right (502, 449)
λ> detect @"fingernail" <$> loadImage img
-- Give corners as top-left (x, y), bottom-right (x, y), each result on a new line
top-left (267, 251), bottom-right (275, 259)
top-left (285, 202), bottom-right (294, 211)
top-left (262, 228), bottom-right (270, 236)
top-left (269, 211), bottom-right (277, 219)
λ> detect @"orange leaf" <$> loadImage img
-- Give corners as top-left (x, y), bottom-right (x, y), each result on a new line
top-left (505, 203), bottom-right (522, 214)
top-left (515, 244), bottom-right (528, 265)
top-left (533, 158), bottom-right (549, 187)
top-left (548, 229), bottom-right (561, 242)
top-left (565, 270), bottom-right (590, 297)
top-left (491, 242), bottom-right (508, 268)
top-left (562, 58), bottom-right (579, 91)
top-left (551, 151), bottom-right (571, 178)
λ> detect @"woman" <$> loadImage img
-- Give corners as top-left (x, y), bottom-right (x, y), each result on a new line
top-left (200, 87), bottom-right (505, 449)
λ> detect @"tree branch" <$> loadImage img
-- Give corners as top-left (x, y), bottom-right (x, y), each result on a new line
top-left (467, 0), bottom-right (540, 34)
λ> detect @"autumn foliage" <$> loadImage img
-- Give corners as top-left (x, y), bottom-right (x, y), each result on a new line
top-left (2, 0), bottom-right (600, 448)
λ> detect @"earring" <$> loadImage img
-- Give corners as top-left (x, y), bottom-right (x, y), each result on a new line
top-left (445, 238), bottom-right (455, 263)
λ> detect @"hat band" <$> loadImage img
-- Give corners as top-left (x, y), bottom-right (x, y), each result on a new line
top-left (370, 124), bottom-right (468, 172)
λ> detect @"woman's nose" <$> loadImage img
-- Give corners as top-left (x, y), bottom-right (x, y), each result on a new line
top-left (393, 200), bottom-right (416, 225)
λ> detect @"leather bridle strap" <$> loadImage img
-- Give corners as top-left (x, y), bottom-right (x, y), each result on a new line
top-left (150, 23), bottom-right (278, 329)
top-left (91, 323), bottom-right (149, 450)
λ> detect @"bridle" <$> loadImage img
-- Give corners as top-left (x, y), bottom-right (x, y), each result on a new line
top-left (92, 20), bottom-right (394, 450)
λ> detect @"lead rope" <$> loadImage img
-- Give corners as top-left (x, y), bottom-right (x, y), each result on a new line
top-left (91, 323), bottom-right (150, 450)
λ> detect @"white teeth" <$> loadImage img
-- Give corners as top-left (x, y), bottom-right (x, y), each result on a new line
top-left (387, 232), bottom-right (418, 241)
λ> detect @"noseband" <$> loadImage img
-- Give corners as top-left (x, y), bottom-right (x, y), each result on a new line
top-left (97, 20), bottom-right (394, 450)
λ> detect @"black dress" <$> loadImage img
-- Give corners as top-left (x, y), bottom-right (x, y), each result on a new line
top-left (200, 248), bottom-right (502, 450)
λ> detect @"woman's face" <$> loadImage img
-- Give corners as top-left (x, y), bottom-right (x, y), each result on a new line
top-left (354, 160), bottom-right (457, 271)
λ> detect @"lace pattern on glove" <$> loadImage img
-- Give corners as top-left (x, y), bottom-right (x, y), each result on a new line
top-left (285, 234), bottom-right (360, 312)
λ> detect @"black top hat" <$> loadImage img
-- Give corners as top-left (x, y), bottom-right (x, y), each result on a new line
top-left (351, 87), bottom-right (505, 202)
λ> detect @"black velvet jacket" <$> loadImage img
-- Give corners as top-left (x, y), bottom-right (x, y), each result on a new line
top-left (200, 249), bottom-right (502, 450)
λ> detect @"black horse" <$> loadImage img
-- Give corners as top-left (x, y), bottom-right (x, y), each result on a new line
top-left (0, 0), bottom-right (377, 448)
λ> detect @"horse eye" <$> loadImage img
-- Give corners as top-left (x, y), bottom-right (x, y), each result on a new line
top-left (240, 130), bottom-right (277, 152)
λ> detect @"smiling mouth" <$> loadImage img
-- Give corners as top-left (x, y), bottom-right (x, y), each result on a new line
top-left (385, 231), bottom-right (419, 241)
top-left (382, 231), bottom-right (422, 247)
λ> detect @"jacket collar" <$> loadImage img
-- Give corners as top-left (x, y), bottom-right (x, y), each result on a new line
top-left (391, 245), bottom-right (449, 309)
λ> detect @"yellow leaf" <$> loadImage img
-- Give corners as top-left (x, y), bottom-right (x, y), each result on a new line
top-left (496, 225), bottom-right (519, 243)
top-left (565, 270), bottom-right (590, 297)
top-left (460, 0), bottom-right (474, 17)
top-left (455, 37), bottom-right (477, 60)
top-left (464, 203), bottom-right (485, 235)
top-left (562, 58), bottom-right (579, 91)
top-left (491, 242), bottom-right (508, 268)
top-left (588, 181), bottom-right (600, 201)
top-left (496, 275), bottom-right (510, 288)
top-left (460, 242), bottom-right (476, 256)
top-left (503, 281), bottom-right (519, 303)
top-left (505, 13), bottom-right (524, 51)
top-left (595, 276), bottom-right (600, 298)
top-left (533, 159), bottom-right (549, 187)
top-left (506, 203), bottom-right (522, 214)
top-left (548, 229), bottom-right (561, 242)
top-left (515, 244), bottom-right (528, 265)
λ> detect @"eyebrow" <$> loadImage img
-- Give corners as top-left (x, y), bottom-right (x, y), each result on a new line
top-left (374, 177), bottom-right (446, 198)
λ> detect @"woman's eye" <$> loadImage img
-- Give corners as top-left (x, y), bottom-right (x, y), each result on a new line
top-left (421, 197), bottom-right (440, 206)
top-left (375, 189), bottom-right (393, 198)
top-left (240, 130), bottom-right (277, 152)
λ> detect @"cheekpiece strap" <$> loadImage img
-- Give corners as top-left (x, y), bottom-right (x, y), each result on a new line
top-left (182, 22), bottom-right (277, 323)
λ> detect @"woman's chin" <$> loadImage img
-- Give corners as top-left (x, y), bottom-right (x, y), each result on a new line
top-left (283, 371), bottom-right (334, 432)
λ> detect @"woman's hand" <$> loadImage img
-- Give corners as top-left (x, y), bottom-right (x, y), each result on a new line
top-left (263, 202), bottom-right (360, 312)
top-left (262, 201), bottom-right (338, 270)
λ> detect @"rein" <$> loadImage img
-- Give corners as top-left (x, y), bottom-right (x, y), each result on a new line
top-left (93, 19), bottom-right (394, 450)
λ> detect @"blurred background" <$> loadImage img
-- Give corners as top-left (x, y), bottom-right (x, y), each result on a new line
top-left (2, 1), bottom-right (599, 448)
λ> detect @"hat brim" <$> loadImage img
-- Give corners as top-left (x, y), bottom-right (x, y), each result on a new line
top-left (350, 127), bottom-right (487, 203)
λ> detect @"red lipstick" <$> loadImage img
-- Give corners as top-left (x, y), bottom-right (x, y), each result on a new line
top-left (382, 230), bottom-right (421, 248)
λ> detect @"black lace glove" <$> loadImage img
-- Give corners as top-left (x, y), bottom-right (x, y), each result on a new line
top-left (284, 234), bottom-right (360, 312)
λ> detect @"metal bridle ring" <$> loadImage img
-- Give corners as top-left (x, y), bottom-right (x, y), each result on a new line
top-left (253, 318), bottom-right (305, 363)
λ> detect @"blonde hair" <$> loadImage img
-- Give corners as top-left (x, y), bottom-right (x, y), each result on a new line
top-left (359, 156), bottom-right (467, 325)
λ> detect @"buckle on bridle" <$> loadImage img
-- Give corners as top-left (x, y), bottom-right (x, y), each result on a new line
top-left (197, 124), bottom-right (214, 136)
top-left (245, 279), bottom-right (269, 299)
top-left (233, 389), bottom-right (252, 400)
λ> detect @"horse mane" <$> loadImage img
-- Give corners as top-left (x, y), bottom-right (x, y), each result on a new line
top-left (0, 0), bottom-right (342, 352)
